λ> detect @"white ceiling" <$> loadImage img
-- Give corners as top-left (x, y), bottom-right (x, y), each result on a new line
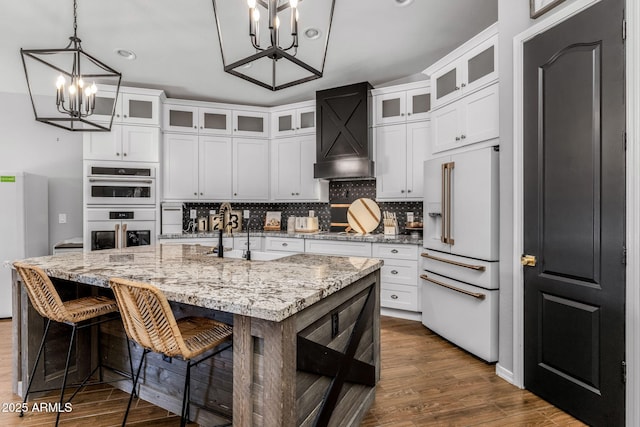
top-left (1, 0), bottom-right (498, 107)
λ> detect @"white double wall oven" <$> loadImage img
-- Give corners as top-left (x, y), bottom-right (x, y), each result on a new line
top-left (84, 162), bottom-right (157, 251)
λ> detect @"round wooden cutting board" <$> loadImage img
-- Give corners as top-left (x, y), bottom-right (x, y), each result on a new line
top-left (347, 198), bottom-right (381, 234)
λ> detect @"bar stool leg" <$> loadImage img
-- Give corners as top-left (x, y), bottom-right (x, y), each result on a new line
top-left (20, 319), bottom-right (52, 417)
top-left (55, 324), bottom-right (78, 426)
top-left (126, 335), bottom-right (137, 398)
top-left (122, 346), bottom-right (149, 427)
top-left (180, 361), bottom-right (192, 427)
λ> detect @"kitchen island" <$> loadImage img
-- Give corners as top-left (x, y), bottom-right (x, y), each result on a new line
top-left (11, 244), bottom-right (382, 427)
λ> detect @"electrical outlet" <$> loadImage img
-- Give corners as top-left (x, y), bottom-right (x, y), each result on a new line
top-left (190, 209), bottom-right (197, 219)
top-left (58, 213), bottom-right (67, 224)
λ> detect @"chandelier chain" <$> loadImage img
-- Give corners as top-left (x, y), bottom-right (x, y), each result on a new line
top-left (73, 0), bottom-right (78, 39)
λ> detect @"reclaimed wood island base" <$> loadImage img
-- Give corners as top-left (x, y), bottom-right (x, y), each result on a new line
top-left (11, 244), bottom-right (382, 427)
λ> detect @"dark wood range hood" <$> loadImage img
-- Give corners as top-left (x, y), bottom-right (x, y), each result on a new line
top-left (314, 82), bottom-right (374, 179)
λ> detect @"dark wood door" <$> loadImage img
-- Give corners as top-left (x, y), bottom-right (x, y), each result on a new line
top-left (523, 0), bottom-right (625, 425)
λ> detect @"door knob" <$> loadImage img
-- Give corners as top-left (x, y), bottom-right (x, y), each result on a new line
top-left (521, 254), bottom-right (537, 267)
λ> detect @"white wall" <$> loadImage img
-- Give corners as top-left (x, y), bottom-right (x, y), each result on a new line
top-left (0, 92), bottom-right (83, 253)
top-left (497, 0), bottom-right (595, 377)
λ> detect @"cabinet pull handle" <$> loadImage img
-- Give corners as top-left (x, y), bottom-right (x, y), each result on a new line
top-left (461, 83), bottom-right (467, 88)
top-left (421, 274), bottom-right (485, 300)
top-left (455, 86), bottom-right (460, 90)
top-left (391, 270), bottom-right (398, 275)
top-left (282, 242), bottom-right (288, 247)
top-left (461, 134), bottom-right (466, 139)
top-left (421, 252), bottom-right (486, 271)
top-left (390, 294), bottom-right (399, 299)
top-left (455, 136), bottom-right (460, 141)
top-left (391, 249), bottom-right (399, 254)
top-left (89, 178), bottom-right (152, 184)
top-left (115, 223), bottom-right (120, 249)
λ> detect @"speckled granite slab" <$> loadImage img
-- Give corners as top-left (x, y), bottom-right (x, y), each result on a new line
top-left (13, 245), bottom-right (382, 322)
top-left (159, 230), bottom-right (423, 245)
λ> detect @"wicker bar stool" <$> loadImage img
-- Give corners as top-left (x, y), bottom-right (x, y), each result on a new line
top-left (13, 262), bottom-right (136, 427)
top-left (109, 277), bottom-right (233, 427)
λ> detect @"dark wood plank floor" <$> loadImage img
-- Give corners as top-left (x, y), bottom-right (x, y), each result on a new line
top-left (0, 317), bottom-right (584, 426)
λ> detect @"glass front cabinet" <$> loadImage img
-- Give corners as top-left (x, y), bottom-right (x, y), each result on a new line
top-left (373, 84), bottom-right (431, 126)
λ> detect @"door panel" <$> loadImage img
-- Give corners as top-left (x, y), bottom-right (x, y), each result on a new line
top-left (523, 1), bottom-right (625, 425)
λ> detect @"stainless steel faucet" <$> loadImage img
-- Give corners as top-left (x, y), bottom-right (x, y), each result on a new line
top-left (217, 202), bottom-right (232, 258)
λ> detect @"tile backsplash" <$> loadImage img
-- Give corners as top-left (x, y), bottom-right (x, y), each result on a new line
top-left (178, 179), bottom-right (423, 235)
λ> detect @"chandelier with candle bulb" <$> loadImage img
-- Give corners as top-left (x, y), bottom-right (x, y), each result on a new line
top-left (212, 0), bottom-right (335, 91)
top-left (21, 0), bottom-right (121, 131)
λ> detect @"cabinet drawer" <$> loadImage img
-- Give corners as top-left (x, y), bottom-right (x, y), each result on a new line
top-left (381, 259), bottom-right (417, 285)
top-left (420, 272), bottom-right (498, 362)
top-left (304, 240), bottom-right (372, 257)
top-left (381, 283), bottom-right (418, 311)
top-left (372, 243), bottom-right (419, 260)
top-left (421, 251), bottom-right (498, 289)
top-left (264, 237), bottom-right (305, 253)
top-left (233, 236), bottom-right (264, 251)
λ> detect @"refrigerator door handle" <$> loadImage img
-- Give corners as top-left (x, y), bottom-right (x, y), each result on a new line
top-left (441, 163), bottom-right (447, 243)
top-left (122, 223), bottom-right (128, 248)
top-left (114, 223), bottom-right (120, 249)
top-left (421, 274), bottom-right (485, 300)
top-left (447, 161), bottom-right (455, 245)
top-left (441, 162), bottom-right (455, 245)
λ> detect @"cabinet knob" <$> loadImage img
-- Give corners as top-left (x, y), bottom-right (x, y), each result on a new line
top-left (407, 112), bottom-right (412, 116)
top-left (234, 192), bottom-right (237, 196)
top-left (461, 83), bottom-right (467, 88)
top-left (194, 125), bottom-right (197, 129)
top-left (455, 136), bottom-right (461, 141)
top-left (291, 192), bottom-right (295, 196)
top-left (455, 86), bottom-right (460, 90)
top-left (391, 270), bottom-right (399, 275)
top-left (234, 129), bottom-right (237, 132)
top-left (400, 189), bottom-right (405, 193)
top-left (295, 192), bottom-right (300, 195)
top-left (123, 153), bottom-right (127, 157)
top-left (200, 192), bottom-right (203, 195)
top-left (282, 242), bottom-right (288, 247)
top-left (391, 249), bottom-right (399, 254)
top-left (407, 189), bottom-right (412, 193)
top-left (461, 134), bottom-right (466, 139)
top-left (124, 114), bottom-right (128, 118)
top-left (400, 113), bottom-right (405, 116)
top-left (116, 114), bottom-right (120, 118)
top-left (390, 294), bottom-right (399, 300)
top-left (194, 192), bottom-right (197, 196)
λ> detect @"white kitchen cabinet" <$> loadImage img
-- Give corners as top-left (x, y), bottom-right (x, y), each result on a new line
top-left (423, 146), bottom-right (499, 261)
top-left (304, 240), bottom-right (372, 257)
top-left (426, 29), bottom-right (498, 109)
top-left (84, 125), bottom-right (160, 162)
top-left (271, 135), bottom-right (327, 201)
top-left (271, 105), bottom-right (315, 137)
top-left (373, 243), bottom-right (420, 312)
top-left (264, 237), bottom-right (305, 253)
top-left (91, 89), bottom-right (161, 126)
top-left (373, 82), bottom-right (431, 126)
top-left (232, 138), bottom-right (269, 200)
top-left (233, 236), bottom-right (264, 251)
top-left (376, 120), bottom-right (430, 200)
top-left (232, 111), bottom-right (268, 137)
top-left (163, 104), bottom-right (232, 135)
top-left (162, 134), bottom-right (232, 200)
top-left (431, 83), bottom-right (498, 154)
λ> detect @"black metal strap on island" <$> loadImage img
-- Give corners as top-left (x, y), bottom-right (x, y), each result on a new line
top-left (296, 284), bottom-right (376, 427)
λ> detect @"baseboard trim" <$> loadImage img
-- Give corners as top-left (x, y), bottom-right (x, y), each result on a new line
top-left (380, 308), bottom-right (421, 322)
top-left (495, 363), bottom-right (518, 387)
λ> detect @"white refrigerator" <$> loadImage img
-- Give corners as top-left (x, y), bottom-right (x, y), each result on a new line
top-left (421, 146), bottom-right (500, 362)
top-left (0, 172), bottom-right (49, 318)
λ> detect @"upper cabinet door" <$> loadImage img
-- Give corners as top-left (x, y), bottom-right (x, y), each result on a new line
top-left (405, 88), bottom-right (431, 122)
top-left (162, 133), bottom-right (199, 200)
top-left (91, 91), bottom-right (120, 123)
top-left (233, 111), bottom-right (268, 137)
top-left (374, 92), bottom-right (407, 125)
top-left (163, 104), bottom-right (198, 133)
top-left (122, 94), bottom-right (159, 126)
top-left (199, 136), bottom-right (233, 199)
top-left (233, 138), bottom-right (269, 199)
top-left (271, 109), bottom-right (297, 138)
top-left (121, 126), bottom-right (160, 162)
top-left (199, 107), bottom-right (232, 135)
top-left (430, 34), bottom-right (498, 109)
top-left (296, 106), bottom-right (316, 135)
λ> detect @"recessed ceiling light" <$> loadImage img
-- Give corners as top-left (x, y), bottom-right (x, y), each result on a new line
top-left (115, 49), bottom-right (136, 60)
top-left (304, 28), bottom-right (321, 40)
top-left (394, 0), bottom-right (414, 6)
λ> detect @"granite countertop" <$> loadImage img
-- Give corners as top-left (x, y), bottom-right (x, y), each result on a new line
top-left (14, 244), bottom-right (382, 322)
top-left (159, 230), bottom-right (423, 245)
